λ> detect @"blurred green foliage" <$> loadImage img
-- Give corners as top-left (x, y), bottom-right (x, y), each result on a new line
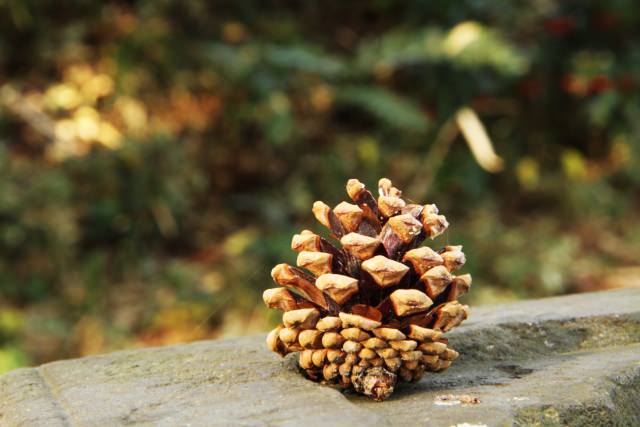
top-left (0, 1), bottom-right (639, 372)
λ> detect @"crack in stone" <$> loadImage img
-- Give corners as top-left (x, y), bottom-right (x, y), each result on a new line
top-left (34, 366), bottom-right (76, 427)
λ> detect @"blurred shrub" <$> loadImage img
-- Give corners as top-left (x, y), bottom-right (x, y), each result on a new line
top-left (0, 0), bottom-right (639, 371)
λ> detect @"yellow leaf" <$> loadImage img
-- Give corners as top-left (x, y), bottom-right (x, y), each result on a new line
top-left (515, 157), bottom-right (540, 189)
top-left (223, 228), bottom-right (258, 256)
top-left (44, 83), bottom-right (82, 110)
top-left (455, 107), bottom-right (504, 173)
top-left (443, 21), bottom-right (483, 56)
top-left (561, 149), bottom-right (587, 181)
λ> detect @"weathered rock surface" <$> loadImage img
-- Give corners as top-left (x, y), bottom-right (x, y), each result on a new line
top-left (1, 288), bottom-right (639, 427)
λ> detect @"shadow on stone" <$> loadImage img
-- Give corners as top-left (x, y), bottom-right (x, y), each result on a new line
top-left (494, 364), bottom-right (534, 379)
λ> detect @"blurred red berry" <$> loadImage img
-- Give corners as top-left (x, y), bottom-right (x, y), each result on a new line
top-left (589, 75), bottom-right (612, 94)
top-left (544, 16), bottom-right (575, 37)
top-left (562, 74), bottom-right (588, 96)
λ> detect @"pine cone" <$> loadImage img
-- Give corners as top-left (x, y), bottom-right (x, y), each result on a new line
top-left (263, 178), bottom-right (471, 401)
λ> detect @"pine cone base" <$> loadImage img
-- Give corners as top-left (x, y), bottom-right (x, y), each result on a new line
top-left (351, 367), bottom-right (396, 401)
top-left (269, 315), bottom-right (462, 400)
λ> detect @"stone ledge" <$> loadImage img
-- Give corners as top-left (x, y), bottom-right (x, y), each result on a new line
top-left (1, 288), bottom-right (639, 427)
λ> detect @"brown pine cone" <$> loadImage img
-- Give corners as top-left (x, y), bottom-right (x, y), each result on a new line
top-left (264, 178), bottom-right (471, 401)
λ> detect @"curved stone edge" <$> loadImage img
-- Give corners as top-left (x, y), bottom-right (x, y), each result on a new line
top-left (461, 287), bottom-right (640, 329)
